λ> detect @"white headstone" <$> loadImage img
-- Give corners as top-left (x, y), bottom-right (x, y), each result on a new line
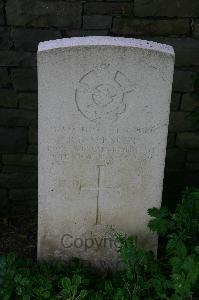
top-left (38, 36), bottom-right (174, 269)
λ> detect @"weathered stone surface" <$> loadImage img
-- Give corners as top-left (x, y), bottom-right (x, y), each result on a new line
top-left (0, 167), bottom-right (37, 188)
top-left (176, 132), bottom-right (199, 149)
top-left (0, 27), bottom-right (12, 49)
top-left (18, 93), bottom-right (38, 110)
top-left (0, 51), bottom-right (36, 67)
top-left (11, 69), bottom-right (37, 91)
top-left (83, 15), bottom-right (112, 29)
top-left (0, 89), bottom-right (18, 108)
top-left (134, 0), bottom-right (199, 17)
top-left (0, 108), bottom-right (37, 127)
top-left (2, 154), bottom-right (37, 167)
top-left (6, 0), bottom-right (81, 28)
top-left (0, 0), bottom-right (197, 243)
top-left (165, 148), bottom-right (186, 169)
top-left (84, 2), bottom-right (133, 15)
top-left (0, 68), bottom-right (10, 87)
top-left (150, 38), bottom-right (199, 67)
top-left (170, 93), bottom-right (180, 111)
top-left (29, 127), bottom-right (38, 145)
top-left (112, 18), bottom-right (190, 36)
top-left (38, 37), bottom-right (174, 267)
top-left (169, 112), bottom-right (199, 132)
top-left (173, 71), bottom-right (194, 92)
top-left (181, 93), bottom-right (199, 111)
top-left (12, 28), bottom-right (61, 51)
top-left (0, 127), bottom-right (27, 153)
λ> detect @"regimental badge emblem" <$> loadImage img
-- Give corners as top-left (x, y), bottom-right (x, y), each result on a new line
top-left (75, 66), bottom-right (134, 122)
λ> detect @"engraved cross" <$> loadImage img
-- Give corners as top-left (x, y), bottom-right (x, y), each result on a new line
top-left (80, 165), bottom-right (121, 225)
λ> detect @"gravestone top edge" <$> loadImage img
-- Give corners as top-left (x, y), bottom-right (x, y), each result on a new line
top-left (38, 36), bottom-right (175, 56)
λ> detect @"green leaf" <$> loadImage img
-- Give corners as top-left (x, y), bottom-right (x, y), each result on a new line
top-left (16, 286), bottom-right (23, 295)
top-left (61, 277), bottom-right (71, 290)
top-left (73, 274), bottom-right (82, 287)
top-left (22, 295), bottom-right (30, 300)
top-left (79, 289), bottom-right (88, 298)
top-left (6, 253), bottom-right (16, 266)
top-left (167, 239), bottom-right (187, 257)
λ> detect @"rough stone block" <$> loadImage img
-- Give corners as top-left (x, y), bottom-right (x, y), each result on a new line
top-left (18, 93), bottom-right (38, 110)
top-left (0, 90), bottom-right (37, 109)
top-left (66, 29), bottom-right (109, 37)
top-left (0, 89), bottom-right (18, 108)
top-left (2, 165), bottom-right (33, 173)
top-left (165, 148), bottom-right (186, 170)
top-left (11, 69), bottom-right (37, 91)
top-left (150, 38), bottom-right (199, 67)
top-left (187, 150), bottom-right (199, 162)
top-left (2, 154), bottom-right (37, 167)
top-left (134, 0), bottom-right (199, 17)
top-left (163, 170), bottom-right (199, 210)
top-left (0, 9), bottom-right (4, 25)
top-left (12, 28), bottom-right (61, 51)
top-left (6, 0), bottom-right (81, 28)
top-left (84, 2), bottom-right (133, 15)
top-left (9, 188), bottom-right (37, 203)
top-left (0, 127), bottom-right (27, 153)
top-left (0, 0), bottom-right (3, 23)
top-left (83, 15), bottom-right (112, 29)
top-left (0, 68), bottom-right (10, 87)
top-left (176, 132), bottom-right (199, 149)
top-left (173, 71), bottom-right (194, 92)
top-left (92, 0), bottom-right (132, 1)
top-left (0, 27), bottom-right (12, 49)
top-left (0, 108), bottom-right (37, 127)
top-left (167, 133), bottom-right (176, 148)
top-left (0, 51), bottom-right (36, 67)
top-left (181, 93), bottom-right (199, 111)
top-left (193, 20), bottom-right (199, 38)
top-left (112, 18), bottom-right (190, 36)
top-left (29, 127), bottom-right (38, 145)
top-left (170, 93), bottom-right (180, 111)
top-left (30, 118), bottom-right (37, 128)
top-left (186, 162), bottom-right (199, 171)
top-left (0, 189), bottom-right (8, 210)
top-left (0, 167), bottom-right (37, 188)
top-left (169, 112), bottom-right (199, 132)
top-left (27, 145), bottom-right (38, 154)
top-left (173, 38), bottom-right (199, 66)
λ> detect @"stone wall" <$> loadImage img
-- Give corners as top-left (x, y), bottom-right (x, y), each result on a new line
top-left (0, 0), bottom-right (199, 213)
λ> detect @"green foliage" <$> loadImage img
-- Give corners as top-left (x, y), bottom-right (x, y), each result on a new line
top-left (0, 188), bottom-right (198, 299)
top-left (148, 188), bottom-right (199, 299)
